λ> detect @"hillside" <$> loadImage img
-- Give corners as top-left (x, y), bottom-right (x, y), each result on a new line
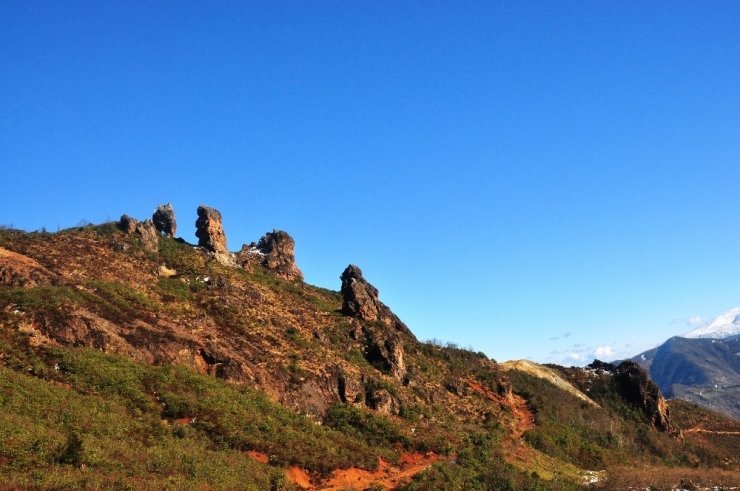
top-left (2, 206), bottom-right (740, 490)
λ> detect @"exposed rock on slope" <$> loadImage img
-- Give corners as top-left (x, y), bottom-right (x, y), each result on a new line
top-left (118, 215), bottom-right (159, 253)
top-left (363, 327), bottom-right (407, 382)
top-left (557, 360), bottom-right (678, 435)
top-left (611, 360), bottom-right (676, 434)
top-left (152, 203), bottom-right (177, 237)
top-left (340, 265), bottom-right (414, 339)
top-left (195, 205), bottom-right (227, 254)
top-left (237, 230), bottom-right (303, 280)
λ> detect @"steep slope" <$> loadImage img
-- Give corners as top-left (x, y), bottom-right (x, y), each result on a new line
top-left (2, 210), bottom-right (740, 489)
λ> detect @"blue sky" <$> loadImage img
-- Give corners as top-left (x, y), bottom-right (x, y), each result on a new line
top-left (2, 2), bottom-right (740, 365)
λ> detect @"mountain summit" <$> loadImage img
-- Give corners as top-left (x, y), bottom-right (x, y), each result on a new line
top-left (685, 307), bottom-right (740, 340)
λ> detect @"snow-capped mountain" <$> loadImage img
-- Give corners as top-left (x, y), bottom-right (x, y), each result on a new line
top-left (685, 307), bottom-right (740, 340)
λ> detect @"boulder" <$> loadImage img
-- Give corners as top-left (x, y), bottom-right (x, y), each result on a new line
top-left (152, 203), bottom-right (177, 237)
top-left (195, 205), bottom-right (227, 254)
top-left (340, 265), bottom-right (415, 339)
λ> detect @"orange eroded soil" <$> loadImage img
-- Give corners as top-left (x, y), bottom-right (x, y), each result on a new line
top-left (283, 453), bottom-right (440, 491)
top-left (287, 467), bottom-right (312, 489)
top-left (466, 380), bottom-right (539, 468)
top-left (246, 451), bottom-right (270, 464)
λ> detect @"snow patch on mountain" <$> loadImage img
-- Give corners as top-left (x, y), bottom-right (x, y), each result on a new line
top-left (685, 308), bottom-right (740, 339)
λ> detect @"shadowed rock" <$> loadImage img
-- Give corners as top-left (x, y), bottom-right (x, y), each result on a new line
top-left (583, 360), bottom-right (678, 436)
top-left (152, 203), bottom-right (177, 237)
top-left (364, 330), bottom-right (407, 381)
top-left (612, 360), bottom-right (677, 435)
top-left (195, 205), bottom-right (227, 254)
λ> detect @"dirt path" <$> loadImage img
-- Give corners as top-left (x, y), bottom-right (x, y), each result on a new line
top-left (684, 427), bottom-right (740, 435)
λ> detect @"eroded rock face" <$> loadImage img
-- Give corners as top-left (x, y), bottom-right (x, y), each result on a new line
top-left (256, 230), bottom-right (303, 280)
top-left (364, 330), bottom-right (407, 381)
top-left (195, 205), bottom-right (227, 254)
top-left (612, 360), bottom-right (676, 434)
top-left (340, 265), bottom-right (414, 339)
top-left (236, 230), bottom-right (303, 280)
top-left (119, 214), bottom-right (138, 234)
top-left (152, 203), bottom-right (177, 237)
top-left (366, 387), bottom-right (397, 415)
top-left (118, 215), bottom-right (159, 253)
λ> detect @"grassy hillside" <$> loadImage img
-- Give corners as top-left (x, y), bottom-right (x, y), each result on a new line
top-left (1, 222), bottom-right (740, 489)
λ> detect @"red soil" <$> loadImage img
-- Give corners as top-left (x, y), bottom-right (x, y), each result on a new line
top-left (282, 453), bottom-right (440, 490)
top-left (286, 467), bottom-right (312, 489)
top-left (246, 451), bottom-right (269, 464)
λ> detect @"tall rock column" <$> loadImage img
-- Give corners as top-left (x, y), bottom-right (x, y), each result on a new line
top-left (195, 205), bottom-right (228, 254)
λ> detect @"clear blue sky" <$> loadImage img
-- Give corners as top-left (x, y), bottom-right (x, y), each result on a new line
top-left (2, 1), bottom-right (740, 365)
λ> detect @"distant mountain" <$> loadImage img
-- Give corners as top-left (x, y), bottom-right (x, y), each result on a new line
top-left (685, 307), bottom-right (740, 340)
top-left (632, 335), bottom-right (740, 420)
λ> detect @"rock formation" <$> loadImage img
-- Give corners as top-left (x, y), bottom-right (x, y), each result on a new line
top-left (152, 203), bottom-right (177, 237)
top-left (340, 265), bottom-right (414, 339)
top-left (118, 215), bottom-right (159, 253)
top-left (364, 330), bottom-right (407, 381)
top-left (195, 205), bottom-right (227, 254)
top-left (365, 387), bottom-right (397, 415)
top-left (236, 230), bottom-right (303, 280)
top-left (611, 360), bottom-right (677, 435)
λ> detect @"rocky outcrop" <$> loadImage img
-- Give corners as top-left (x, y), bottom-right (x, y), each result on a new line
top-left (340, 265), bottom-right (414, 339)
top-left (611, 360), bottom-right (677, 435)
top-left (152, 203), bottom-right (177, 237)
top-left (364, 329), bottom-right (407, 381)
top-left (257, 230), bottom-right (303, 280)
top-left (236, 230), bottom-right (303, 280)
top-left (118, 215), bottom-right (159, 253)
top-left (365, 387), bottom-right (397, 415)
top-left (195, 205), bottom-right (227, 254)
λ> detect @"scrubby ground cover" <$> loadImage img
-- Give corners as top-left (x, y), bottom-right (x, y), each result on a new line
top-left (2, 224), bottom-right (740, 489)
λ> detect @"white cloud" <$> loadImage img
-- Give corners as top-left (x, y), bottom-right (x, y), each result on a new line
top-left (593, 345), bottom-right (615, 358)
top-left (687, 316), bottom-right (702, 326)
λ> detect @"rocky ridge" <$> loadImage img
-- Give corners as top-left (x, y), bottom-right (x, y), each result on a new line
top-left (2, 205), bottom-right (733, 489)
